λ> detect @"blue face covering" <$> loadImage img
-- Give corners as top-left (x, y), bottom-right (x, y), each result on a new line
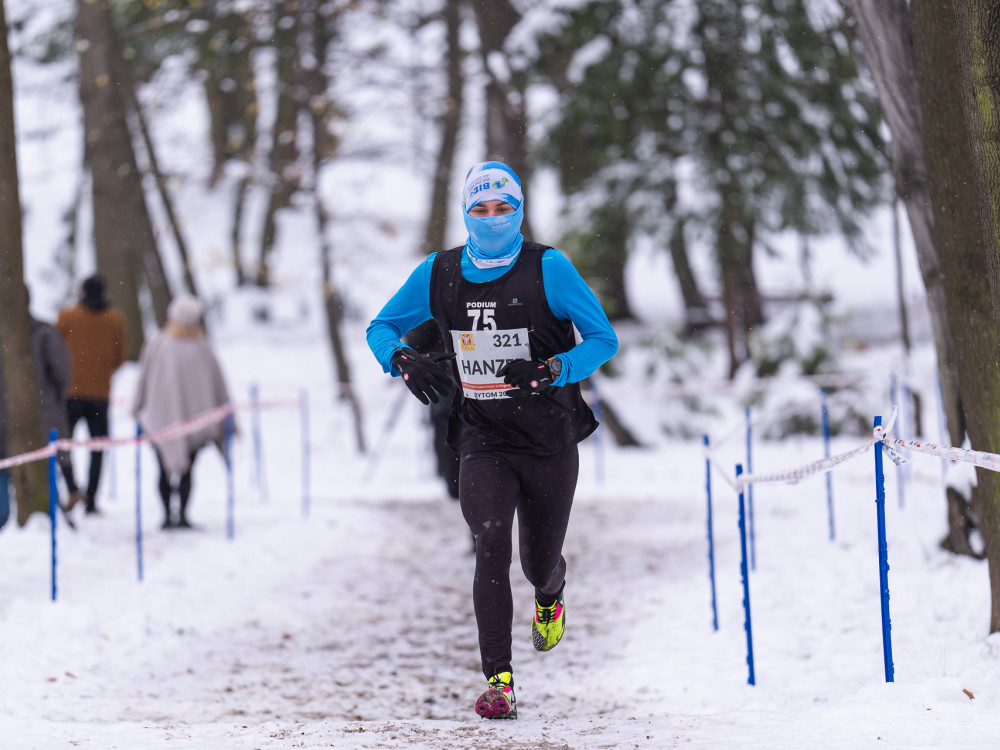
top-left (464, 201), bottom-right (524, 269)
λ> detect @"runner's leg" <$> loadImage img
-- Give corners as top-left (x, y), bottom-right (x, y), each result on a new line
top-left (460, 451), bottom-right (520, 677)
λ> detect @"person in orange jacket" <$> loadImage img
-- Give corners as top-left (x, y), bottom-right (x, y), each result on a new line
top-left (55, 275), bottom-right (128, 515)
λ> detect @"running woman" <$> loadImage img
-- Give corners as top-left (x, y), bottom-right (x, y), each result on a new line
top-left (366, 161), bottom-right (618, 719)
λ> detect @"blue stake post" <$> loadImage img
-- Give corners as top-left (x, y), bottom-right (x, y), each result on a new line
top-left (301, 389), bottom-right (311, 519)
top-left (225, 411), bottom-right (235, 540)
top-left (745, 407), bottom-right (756, 571)
top-left (250, 384), bottom-right (264, 497)
top-left (873, 415), bottom-right (895, 683)
top-left (821, 389), bottom-right (835, 541)
top-left (48, 429), bottom-right (58, 601)
top-left (108, 431), bottom-right (117, 502)
top-left (890, 374), bottom-right (906, 509)
top-left (737, 464), bottom-right (755, 685)
top-left (704, 435), bottom-right (718, 631)
top-left (135, 423), bottom-right (143, 583)
top-left (591, 381), bottom-right (605, 486)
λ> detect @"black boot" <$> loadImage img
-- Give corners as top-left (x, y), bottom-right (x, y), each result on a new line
top-left (177, 470), bottom-right (193, 529)
top-left (159, 472), bottom-right (175, 529)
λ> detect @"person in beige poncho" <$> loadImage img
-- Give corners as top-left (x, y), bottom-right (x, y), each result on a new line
top-left (132, 296), bottom-right (230, 529)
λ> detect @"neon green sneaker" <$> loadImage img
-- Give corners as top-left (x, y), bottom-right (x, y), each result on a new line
top-left (531, 593), bottom-right (566, 652)
top-left (475, 670), bottom-right (517, 719)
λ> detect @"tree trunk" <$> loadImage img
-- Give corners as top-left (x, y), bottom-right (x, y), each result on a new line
top-left (912, 0), bottom-right (999, 561)
top-left (125, 75), bottom-right (198, 299)
top-left (467, 0), bottom-right (533, 239)
top-left (194, 7), bottom-right (257, 186)
top-left (0, 0), bottom-right (50, 523)
top-left (256, 0), bottom-right (301, 288)
top-left (300, 0), bottom-right (366, 454)
top-left (231, 175), bottom-right (250, 286)
top-left (76, 0), bottom-right (155, 358)
top-left (669, 218), bottom-right (712, 334)
top-left (852, 1), bottom-right (961, 449)
top-left (950, 1), bottom-right (1000, 632)
top-left (421, 0), bottom-right (464, 256)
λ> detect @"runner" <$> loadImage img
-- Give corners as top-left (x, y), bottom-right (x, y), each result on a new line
top-left (366, 161), bottom-right (618, 719)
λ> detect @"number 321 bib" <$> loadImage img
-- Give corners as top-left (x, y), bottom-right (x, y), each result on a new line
top-left (450, 327), bottom-right (530, 399)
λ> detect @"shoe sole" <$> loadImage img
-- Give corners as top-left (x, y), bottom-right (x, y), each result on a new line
top-left (475, 689), bottom-right (516, 720)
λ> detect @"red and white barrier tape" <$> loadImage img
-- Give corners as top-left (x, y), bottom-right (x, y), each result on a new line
top-left (0, 398), bottom-right (302, 471)
top-left (706, 408), bottom-right (901, 491)
top-left (884, 437), bottom-right (1000, 473)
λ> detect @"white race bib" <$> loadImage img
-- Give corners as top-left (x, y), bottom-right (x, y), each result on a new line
top-left (451, 327), bottom-right (531, 400)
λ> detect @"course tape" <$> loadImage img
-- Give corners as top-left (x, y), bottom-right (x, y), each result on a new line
top-left (884, 437), bottom-right (1000, 473)
top-left (0, 398), bottom-right (302, 471)
top-left (706, 437), bottom-right (876, 492)
top-left (706, 408), bottom-right (901, 491)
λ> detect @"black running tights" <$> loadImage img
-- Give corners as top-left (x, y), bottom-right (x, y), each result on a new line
top-left (459, 446), bottom-right (579, 678)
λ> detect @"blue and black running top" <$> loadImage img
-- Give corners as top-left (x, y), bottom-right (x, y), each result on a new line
top-left (366, 242), bottom-right (618, 454)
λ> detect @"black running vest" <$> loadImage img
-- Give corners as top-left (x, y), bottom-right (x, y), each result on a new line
top-left (429, 242), bottom-right (598, 455)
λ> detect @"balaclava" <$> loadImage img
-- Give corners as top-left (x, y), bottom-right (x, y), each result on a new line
top-left (462, 161), bottom-right (524, 269)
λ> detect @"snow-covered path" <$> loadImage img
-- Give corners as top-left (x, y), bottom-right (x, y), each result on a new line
top-left (3, 427), bottom-right (1000, 749)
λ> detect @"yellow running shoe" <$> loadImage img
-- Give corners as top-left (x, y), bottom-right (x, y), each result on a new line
top-left (531, 593), bottom-right (566, 652)
top-left (475, 670), bottom-right (517, 719)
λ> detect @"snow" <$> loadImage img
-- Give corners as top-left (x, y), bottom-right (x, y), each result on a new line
top-left (3, 3), bottom-right (1000, 748)
top-left (3, 307), bottom-right (1000, 748)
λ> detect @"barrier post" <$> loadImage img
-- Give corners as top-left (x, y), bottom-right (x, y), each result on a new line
top-left (301, 389), bottom-right (310, 519)
top-left (873, 415), bottom-right (895, 683)
top-left (745, 407), bottom-right (756, 571)
top-left (135, 423), bottom-right (143, 583)
top-left (704, 435), bottom-right (718, 631)
top-left (250, 384), bottom-right (265, 499)
top-left (225, 410), bottom-right (235, 540)
top-left (890, 373), bottom-right (906, 509)
top-left (108, 431), bottom-right (117, 502)
top-left (737, 464), bottom-right (755, 685)
top-left (821, 389), bottom-right (835, 541)
top-left (590, 380), bottom-right (604, 485)
top-left (49, 429), bottom-right (58, 602)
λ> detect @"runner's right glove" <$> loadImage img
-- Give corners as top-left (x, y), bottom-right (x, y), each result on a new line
top-left (391, 347), bottom-right (456, 405)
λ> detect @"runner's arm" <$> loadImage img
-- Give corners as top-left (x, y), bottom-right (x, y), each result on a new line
top-left (541, 249), bottom-right (618, 386)
top-left (366, 256), bottom-right (437, 375)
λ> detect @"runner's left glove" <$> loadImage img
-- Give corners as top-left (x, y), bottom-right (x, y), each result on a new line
top-left (392, 347), bottom-right (456, 405)
top-left (498, 359), bottom-right (551, 396)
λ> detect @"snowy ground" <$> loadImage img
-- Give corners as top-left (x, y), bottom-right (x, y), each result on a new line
top-left (2, 320), bottom-right (1000, 749)
top-left (4, 4), bottom-right (997, 746)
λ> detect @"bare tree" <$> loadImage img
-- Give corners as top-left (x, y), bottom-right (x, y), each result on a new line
top-left (300, 0), bottom-right (366, 452)
top-left (0, 0), bottom-right (50, 523)
top-left (467, 0), bottom-right (533, 239)
top-left (76, 0), bottom-right (171, 356)
top-left (421, 0), bottom-right (465, 256)
top-left (950, 0), bottom-right (1000, 631)
top-left (852, 0), bottom-right (987, 549)
top-left (256, 0), bottom-right (302, 288)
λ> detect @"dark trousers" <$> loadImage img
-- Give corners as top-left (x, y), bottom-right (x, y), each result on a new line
top-left (59, 398), bottom-right (109, 510)
top-left (430, 388), bottom-right (460, 500)
top-left (156, 447), bottom-right (199, 525)
top-left (459, 445), bottom-right (579, 678)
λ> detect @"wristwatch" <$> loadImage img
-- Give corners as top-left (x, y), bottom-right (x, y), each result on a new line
top-left (546, 356), bottom-right (563, 381)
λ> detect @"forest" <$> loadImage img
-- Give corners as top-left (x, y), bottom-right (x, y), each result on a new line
top-left (2, 0), bottom-right (1000, 636)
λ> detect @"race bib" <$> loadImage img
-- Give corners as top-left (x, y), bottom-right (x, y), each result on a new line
top-left (451, 327), bottom-right (531, 400)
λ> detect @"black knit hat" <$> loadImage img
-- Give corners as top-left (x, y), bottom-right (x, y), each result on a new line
top-left (81, 274), bottom-right (108, 311)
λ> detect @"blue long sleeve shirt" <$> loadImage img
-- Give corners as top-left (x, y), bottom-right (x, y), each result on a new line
top-left (366, 247), bottom-right (618, 387)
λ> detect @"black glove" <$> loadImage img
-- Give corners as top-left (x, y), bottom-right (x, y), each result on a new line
top-left (497, 359), bottom-right (551, 397)
top-left (392, 347), bottom-right (456, 405)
